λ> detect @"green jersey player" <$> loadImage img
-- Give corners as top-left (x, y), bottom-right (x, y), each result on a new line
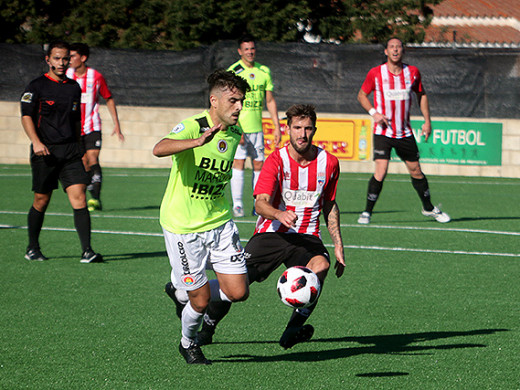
top-left (153, 69), bottom-right (250, 365)
top-left (228, 34), bottom-right (281, 217)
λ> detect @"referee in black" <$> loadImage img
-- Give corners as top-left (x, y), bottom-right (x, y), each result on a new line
top-left (20, 41), bottom-right (102, 263)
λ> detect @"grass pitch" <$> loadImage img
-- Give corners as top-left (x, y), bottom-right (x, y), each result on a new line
top-left (1, 164), bottom-right (519, 389)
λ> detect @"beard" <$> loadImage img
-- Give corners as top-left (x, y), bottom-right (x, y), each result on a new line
top-left (290, 137), bottom-right (312, 154)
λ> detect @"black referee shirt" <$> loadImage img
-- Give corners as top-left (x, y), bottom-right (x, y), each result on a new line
top-left (21, 74), bottom-right (82, 145)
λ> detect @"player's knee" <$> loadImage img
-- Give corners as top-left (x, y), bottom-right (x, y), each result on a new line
top-left (308, 258), bottom-right (330, 279)
top-left (190, 298), bottom-right (210, 313)
top-left (33, 193), bottom-right (51, 211)
top-left (226, 286), bottom-right (249, 302)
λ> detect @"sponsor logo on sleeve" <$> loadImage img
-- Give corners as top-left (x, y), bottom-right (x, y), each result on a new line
top-left (21, 93), bottom-right (33, 103)
top-left (171, 123), bottom-right (185, 134)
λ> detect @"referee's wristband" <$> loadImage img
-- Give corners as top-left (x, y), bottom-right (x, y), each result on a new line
top-left (368, 108), bottom-right (377, 116)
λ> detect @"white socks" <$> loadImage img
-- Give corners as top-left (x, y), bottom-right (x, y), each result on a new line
top-left (181, 301), bottom-right (203, 348)
top-left (252, 170), bottom-right (260, 192)
top-left (231, 168), bottom-right (244, 208)
top-left (180, 280), bottom-right (230, 348)
top-left (209, 279), bottom-right (231, 302)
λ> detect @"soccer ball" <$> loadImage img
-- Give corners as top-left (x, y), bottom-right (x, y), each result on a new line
top-left (277, 266), bottom-right (321, 309)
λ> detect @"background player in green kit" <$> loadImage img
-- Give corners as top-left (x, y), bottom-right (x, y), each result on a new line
top-left (228, 33), bottom-right (281, 217)
top-left (153, 70), bottom-right (250, 365)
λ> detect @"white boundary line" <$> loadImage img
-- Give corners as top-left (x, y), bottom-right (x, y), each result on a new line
top-left (2, 210), bottom-right (519, 236)
top-left (1, 170), bottom-right (519, 185)
top-left (1, 224), bottom-right (519, 258)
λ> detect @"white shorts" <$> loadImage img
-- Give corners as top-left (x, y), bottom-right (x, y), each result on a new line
top-left (163, 220), bottom-right (247, 291)
top-left (234, 132), bottom-right (265, 162)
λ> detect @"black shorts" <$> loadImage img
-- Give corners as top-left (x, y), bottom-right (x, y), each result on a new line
top-left (81, 132), bottom-right (102, 153)
top-left (31, 143), bottom-right (89, 193)
top-left (244, 232), bottom-right (330, 283)
top-left (373, 134), bottom-right (420, 162)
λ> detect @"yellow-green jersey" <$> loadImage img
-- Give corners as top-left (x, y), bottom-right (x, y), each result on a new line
top-left (228, 59), bottom-right (274, 134)
top-left (159, 111), bottom-right (242, 234)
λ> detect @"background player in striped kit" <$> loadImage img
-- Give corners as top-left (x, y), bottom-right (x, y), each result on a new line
top-left (196, 104), bottom-right (346, 349)
top-left (228, 33), bottom-right (281, 217)
top-left (357, 37), bottom-right (450, 225)
top-left (67, 43), bottom-right (124, 212)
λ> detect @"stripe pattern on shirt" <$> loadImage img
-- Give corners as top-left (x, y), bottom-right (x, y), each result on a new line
top-left (370, 63), bottom-right (421, 139)
top-left (254, 146), bottom-right (339, 238)
top-left (66, 67), bottom-right (111, 135)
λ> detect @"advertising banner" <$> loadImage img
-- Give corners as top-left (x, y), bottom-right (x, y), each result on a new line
top-left (263, 118), bottom-right (371, 161)
top-left (409, 121), bottom-right (502, 166)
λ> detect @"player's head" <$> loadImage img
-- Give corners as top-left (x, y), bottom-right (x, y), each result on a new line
top-left (384, 37), bottom-right (404, 63)
top-left (69, 43), bottom-right (89, 70)
top-left (238, 33), bottom-right (256, 65)
top-left (45, 41), bottom-right (70, 78)
top-left (207, 69), bottom-right (250, 127)
top-left (70, 43), bottom-right (90, 60)
top-left (285, 104), bottom-right (317, 155)
top-left (238, 33), bottom-right (255, 47)
top-left (46, 40), bottom-right (70, 57)
top-left (286, 104), bottom-right (317, 128)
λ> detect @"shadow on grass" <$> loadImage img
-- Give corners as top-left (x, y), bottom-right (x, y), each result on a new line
top-left (55, 251), bottom-right (167, 262)
top-left (98, 251), bottom-right (167, 261)
top-left (341, 210), bottom-right (403, 216)
top-left (213, 328), bottom-right (508, 363)
top-left (107, 205), bottom-right (159, 212)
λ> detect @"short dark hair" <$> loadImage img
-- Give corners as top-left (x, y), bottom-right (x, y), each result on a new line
top-left (207, 69), bottom-right (250, 96)
top-left (286, 104), bottom-right (317, 127)
top-left (238, 33), bottom-right (255, 47)
top-left (70, 42), bottom-right (90, 59)
top-left (46, 40), bottom-right (70, 56)
top-left (385, 36), bottom-right (404, 48)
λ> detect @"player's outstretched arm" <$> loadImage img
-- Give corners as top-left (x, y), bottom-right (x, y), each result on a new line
top-left (323, 200), bottom-right (345, 278)
top-left (153, 124), bottom-right (222, 157)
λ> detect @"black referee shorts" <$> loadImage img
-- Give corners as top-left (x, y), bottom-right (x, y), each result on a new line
top-left (373, 134), bottom-right (420, 162)
top-left (31, 143), bottom-right (89, 193)
top-left (244, 232), bottom-right (330, 283)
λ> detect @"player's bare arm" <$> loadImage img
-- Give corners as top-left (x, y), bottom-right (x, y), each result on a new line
top-left (357, 88), bottom-right (389, 127)
top-left (153, 124), bottom-right (222, 157)
top-left (21, 116), bottom-right (49, 156)
top-left (265, 90), bottom-right (281, 147)
top-left (323, 199), bottom-right (345, 278)
top-left (255, 193), bottom-right (297, 228)
top-left (417, 92), bottom-right (432, 141)
top-left (106, 98), bottom-right (124, 142)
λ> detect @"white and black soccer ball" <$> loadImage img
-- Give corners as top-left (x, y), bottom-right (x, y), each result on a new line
top-left (277, 266), bottom-right (321, 309)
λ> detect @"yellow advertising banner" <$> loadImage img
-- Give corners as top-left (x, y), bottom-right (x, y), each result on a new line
top-left (262, 117), bottom-right (372, 161)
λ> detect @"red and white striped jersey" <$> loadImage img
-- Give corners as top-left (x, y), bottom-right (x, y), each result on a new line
top-left (361, 63), bottom-right (424, 139)
top-left (253, 146), bottom-right (340, 238)
top-left (66, 67), bottom-right (112, 135)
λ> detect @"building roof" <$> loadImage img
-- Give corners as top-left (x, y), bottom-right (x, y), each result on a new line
top-left (420, 0), bottom-right (520, 47)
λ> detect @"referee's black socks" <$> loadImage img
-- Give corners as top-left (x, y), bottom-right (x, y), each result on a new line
top-left (27, 206), bottom-right (45, 250)
top-left (73, 207), bottom-right (91, 252)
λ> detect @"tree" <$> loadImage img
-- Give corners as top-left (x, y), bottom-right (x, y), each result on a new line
top-left (0, 0), bottom-right (441, 49)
